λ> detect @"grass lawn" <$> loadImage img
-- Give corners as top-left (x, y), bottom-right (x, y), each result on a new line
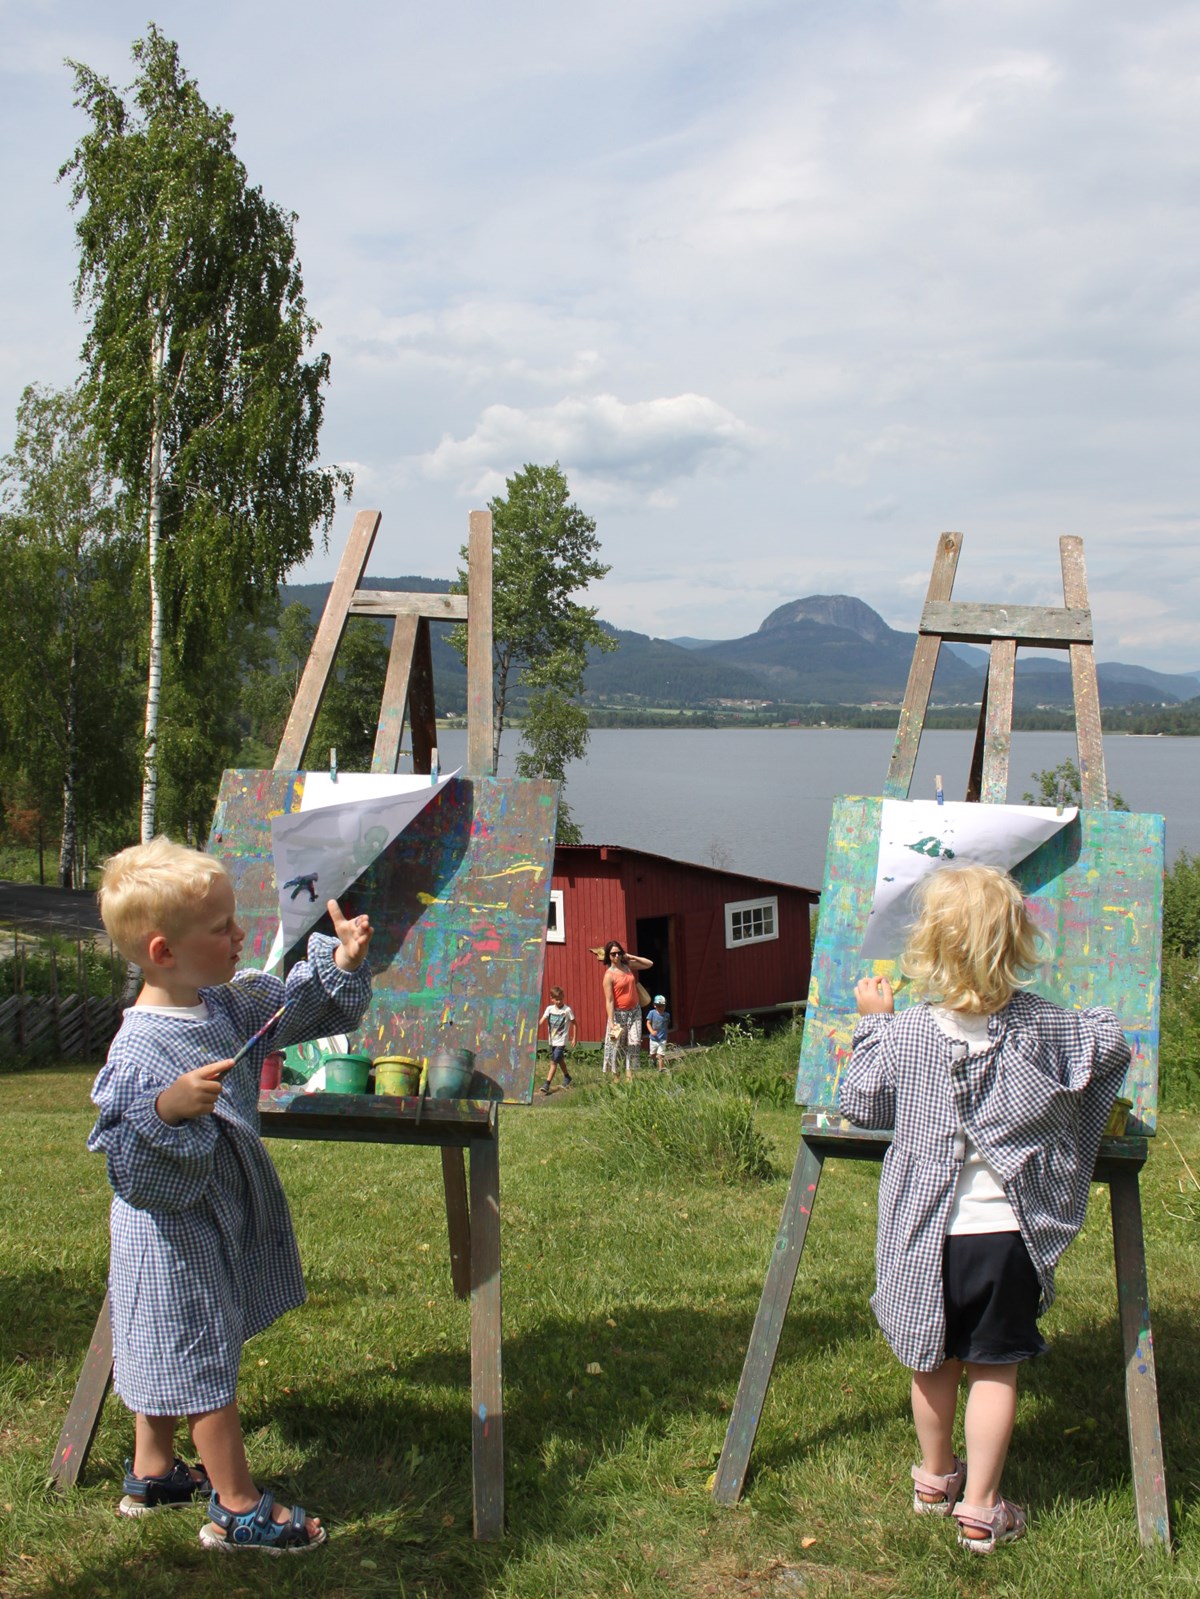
top-left (1, 1057), bottom-right (1198, 1597)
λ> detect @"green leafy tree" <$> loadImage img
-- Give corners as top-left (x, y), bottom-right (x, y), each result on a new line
top-left (1163, 851), bottom-right (1200, 958)
top-left (453, 462), bottom-right (614, 837)
top-left (0, 384), bottom-right (141, 884)
top-left (308, 618), bottom-right (390, 772)
top-left (514, 690), bottom-right (590, 844)
top-left (1023, 758), bottom-right (1127, 811)
top-left (237, 600), bottom-right (317, 766)
top-left (61, 25), bottom-right (350, 842)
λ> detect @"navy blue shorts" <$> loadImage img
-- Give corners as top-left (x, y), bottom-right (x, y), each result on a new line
top-left (942, 1232), bottom-right (1048, 1365)
top-left (550, 1046), bottom-right (565, 1065)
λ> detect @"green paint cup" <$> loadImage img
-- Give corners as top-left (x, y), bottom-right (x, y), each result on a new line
top-left (322, 1052), bottom-right (372, 1094)
top-left (374, 1056), bottom-right (421, 1096)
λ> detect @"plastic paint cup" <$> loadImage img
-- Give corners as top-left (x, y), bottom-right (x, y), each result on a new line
top-left (426, 1048), bottom-right (477, 1099)
top-left (374, 1056), bottom-right (422, 1096)
top-left (1104, 1096), bottom-right (1133, 1138)
top-left (259, 1052), bottom-right (284, 1091)
top-left (322, 1052), bottom-right (372, 1094)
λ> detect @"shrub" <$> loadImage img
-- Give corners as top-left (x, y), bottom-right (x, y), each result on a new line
top-left (1161, 951), bottom-right (1200, 1109)
top-left (594, 1073), bottom-right (775, 1185)
top-left (1164, 851), bottom-right (1200, 958)
top-left (699, 1019), bottom-right (801, 1109)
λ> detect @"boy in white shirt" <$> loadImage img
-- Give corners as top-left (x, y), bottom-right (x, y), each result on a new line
top-left (538, 986), bottom-right (576, 1095)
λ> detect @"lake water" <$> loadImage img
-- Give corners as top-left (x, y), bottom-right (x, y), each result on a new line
top-left (435, 728), bottom-right (1197, 889)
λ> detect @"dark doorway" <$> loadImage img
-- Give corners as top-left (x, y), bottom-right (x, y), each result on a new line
top-left (635, 915), bottom-right (674, 1030)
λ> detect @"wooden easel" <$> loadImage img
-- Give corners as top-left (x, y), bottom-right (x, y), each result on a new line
top-left (52, 508), bottom-right (518, 1541)
top-left (712, 533), bottom-right (1170, 1548)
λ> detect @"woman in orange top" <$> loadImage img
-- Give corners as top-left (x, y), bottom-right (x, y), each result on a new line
top-left (599, 939), bottom-right (653, 1081)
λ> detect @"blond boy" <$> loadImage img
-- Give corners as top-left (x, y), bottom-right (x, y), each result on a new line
top-left (89, 838), bottom-right (372, 1553)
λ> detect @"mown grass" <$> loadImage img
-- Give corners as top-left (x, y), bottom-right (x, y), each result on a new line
top-left (1, 1058), bottom-right (1198, 1598)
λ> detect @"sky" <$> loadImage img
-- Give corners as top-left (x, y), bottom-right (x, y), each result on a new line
top-left (2, 0), bottom-right (1199, 673)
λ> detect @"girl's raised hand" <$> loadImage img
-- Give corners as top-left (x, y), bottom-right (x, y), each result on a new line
top-left (329, 900), bottom-right (373, 970)
top-left (855, 975), bottom-right (895, 1015)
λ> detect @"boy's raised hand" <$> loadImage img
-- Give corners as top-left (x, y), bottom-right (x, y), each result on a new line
top-left (855, 975), bottom-right (894, 1015)
top-left (329, 899), bottom-right (373, 970)
top-left (156, 1061), bottom-right (233, 1125)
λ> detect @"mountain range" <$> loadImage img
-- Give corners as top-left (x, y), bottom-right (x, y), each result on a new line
top-left (280, 581), bottom-right (1200, 713)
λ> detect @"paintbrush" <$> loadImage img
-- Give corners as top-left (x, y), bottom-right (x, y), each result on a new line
top-left (213, 1000), bottom-right (292, 1078)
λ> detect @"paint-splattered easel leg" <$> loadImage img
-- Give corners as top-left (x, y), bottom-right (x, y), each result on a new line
top-left (713, 1139), bottom-right (826, 1504)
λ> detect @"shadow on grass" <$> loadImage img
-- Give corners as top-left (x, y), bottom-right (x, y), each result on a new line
top-left (16, 1300), bottom-right (871, 1598)
top-left (742, 1305), bottom-right (1200, 1536)
top-left (15, 1281), bottom-right (1199, 1594)
top-left (0, 1265), bottom-right (109, 1370)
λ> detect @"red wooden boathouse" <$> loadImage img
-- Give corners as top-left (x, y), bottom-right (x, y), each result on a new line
top-left (542, 844), bottom-right (819, 1044)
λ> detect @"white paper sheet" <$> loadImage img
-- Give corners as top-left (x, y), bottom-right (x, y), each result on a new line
top-left (859, 798), bottom-right (1078, 959)
top-left (261, 770), bottom-right (458, 970)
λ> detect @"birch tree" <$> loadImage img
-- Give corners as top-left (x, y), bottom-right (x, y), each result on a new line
top-left (61, 26), bottom-right (349, 841)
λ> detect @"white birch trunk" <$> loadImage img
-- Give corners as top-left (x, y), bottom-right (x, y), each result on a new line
top-left (59, 613), bottom-right (79, 889)
top-left (140, 324), bottom-right (167, 844)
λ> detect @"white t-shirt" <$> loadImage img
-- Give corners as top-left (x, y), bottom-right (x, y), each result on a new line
top-left (540, 1003), bottom-right (574, 1047)
top-left (931, 1006), bottom-right (1020, 1235)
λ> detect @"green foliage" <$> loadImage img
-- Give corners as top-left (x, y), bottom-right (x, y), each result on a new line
top-left (1163, 850), bottom-right (1200, 958)
top-left (1160, 855), bottom-right (1200, 1109)
top-left (309, 617), bottom-right (391, 771)
top-left (514, 688), bottom-right (590, 843)
top-left (704, 1018), bottom-right (802, 1108)
top-left (594, 1071), bottom-right (776, 1184)
top-left (1161, 952), bottom-right (1200, 1109)
top-left (454, 462), bottom-right (614, 815)
top-left (0, 935), bottom-right (121, 1005)
top-left (1023, 757), bottom-right (1127, 810)
top-left (0, 384), bottom-right (141, 881)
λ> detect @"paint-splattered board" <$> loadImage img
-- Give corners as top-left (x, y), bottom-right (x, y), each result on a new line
top-left (208, 770), bottom-right (559, 1105)
top-left (796, 797), bottom-right (1163, 1134)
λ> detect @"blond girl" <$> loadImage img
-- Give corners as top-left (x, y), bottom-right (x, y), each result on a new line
top-left (840, 864), bottom-right (1129, 1553)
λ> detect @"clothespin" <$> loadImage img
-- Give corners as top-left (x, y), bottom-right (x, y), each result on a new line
top-left (329, 746), bottom-right (338, 783)
top-left (935, 773), bottom-right (944, 806)
top-left (430, 745), bottom-right (439, 786)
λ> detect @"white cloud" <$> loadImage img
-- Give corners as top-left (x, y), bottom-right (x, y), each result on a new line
top-left (419, 392), bottom-right (758, 500)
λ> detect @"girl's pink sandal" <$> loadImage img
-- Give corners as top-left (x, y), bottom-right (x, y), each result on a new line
top-left (911, 1457), bottom-right (966, 1515)
top-left (953, 1496), bottom-right (1027, 1553)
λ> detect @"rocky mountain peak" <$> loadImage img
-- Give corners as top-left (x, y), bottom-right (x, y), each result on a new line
top-left (758, 594), bottom-right (892, 644)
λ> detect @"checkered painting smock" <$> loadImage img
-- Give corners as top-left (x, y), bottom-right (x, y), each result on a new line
top-left (838, 993), bottom-right (1130, 1372)
top-left (89, 934), bottom-right (371, 1415)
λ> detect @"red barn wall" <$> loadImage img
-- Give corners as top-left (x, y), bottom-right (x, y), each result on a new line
top-left (541, 847), bottom-right (815, 1044)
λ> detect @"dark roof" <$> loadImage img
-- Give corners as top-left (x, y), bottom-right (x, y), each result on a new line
top-left (554, 843), bottom-right (819, 899)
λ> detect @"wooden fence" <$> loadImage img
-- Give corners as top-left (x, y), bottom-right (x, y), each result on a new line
top-left (0, 993), bottom-right (123, 1059)
top-left (1, 920), bottom-right (125, 1061)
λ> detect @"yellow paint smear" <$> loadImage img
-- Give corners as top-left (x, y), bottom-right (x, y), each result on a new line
top-left (479, 862), bottom-right (542, 880)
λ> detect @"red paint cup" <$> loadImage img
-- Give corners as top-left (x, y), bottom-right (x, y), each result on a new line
top-left (260, 1051), bottom-right (284, 1091)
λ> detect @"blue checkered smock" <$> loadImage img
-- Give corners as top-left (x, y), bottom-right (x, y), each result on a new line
top-left (838, 993), bottom-right (1130, 1372)
top-left (88, 934), bottom-right (371, 1415)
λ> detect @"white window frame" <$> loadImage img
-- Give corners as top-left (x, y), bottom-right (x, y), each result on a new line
top-left (725, 894), bottom-right (778, 949)
top-left (547, 888), bottom-right (565, 943)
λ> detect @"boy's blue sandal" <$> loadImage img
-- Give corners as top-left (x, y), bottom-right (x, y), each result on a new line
top-left (199, 1490), bottom-right (326, 1554)
top-left (118, 1457), bottom-right (211, 1517)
